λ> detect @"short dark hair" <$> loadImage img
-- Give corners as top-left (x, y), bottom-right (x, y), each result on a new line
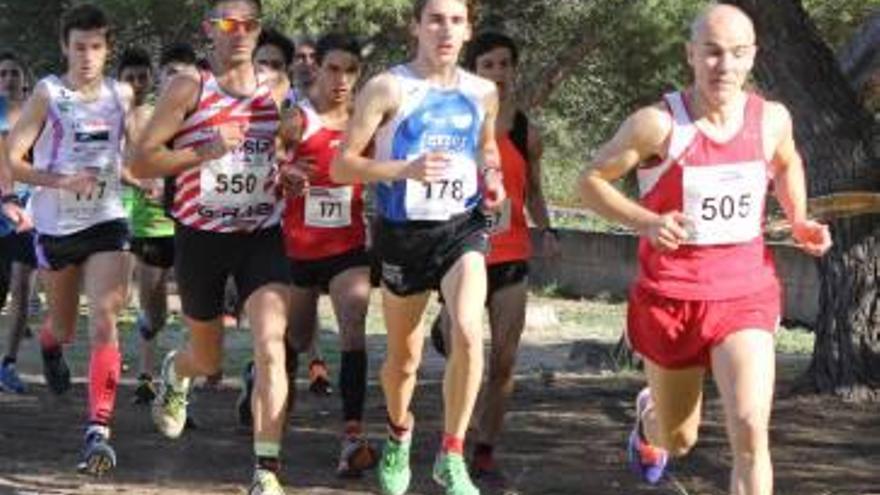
top-left (257, 28), bottom-right (295, 66)
top-left (117, 47), bottom-right (152, 76)
top-left (159, 42), bottom-right (198, 68)
top-left (0, 51), bottom-right (24, 70)
top-left (465, 31), bottom-right (518, 71)
top-left (60, 4), bottom-right (111, 45)
top-left (315, 33), bottom-right (363, 66)
top-left (207, 0), bottom-right (262, 17)
top-left (412, 0), bottom-right (476, 23)
top-left (295, 35), bottom-right (316, 50)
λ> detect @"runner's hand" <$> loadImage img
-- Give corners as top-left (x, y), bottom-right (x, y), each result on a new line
top-left (279, 157), bottom-right (313, 197)
top-left (142, 179), bottom-right (164, 202)
top-left (642, 211), bottom-right (689, 251)
top-left (792, 219), bottom-right (832, 257)
top-left (195, 123), bottom-right (246, 161)
top-left (482, 169), bottom-right (506, 212)
top-left (1, 202), bottom-right (32, 232)
top-left (57, 171), bottom-right (98, 195)
top-left (403, 152), bottom-right (449, 182)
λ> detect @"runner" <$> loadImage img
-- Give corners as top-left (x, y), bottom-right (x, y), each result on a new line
top-left (578, 5), bottom-right (832, 493)
top-left (129, 1), bottom-right (292, 493)
top-left (122, 43), bottom-right (199, 404)
top-left (289, 36), bottom-right (317, 102)
top-left (332, 1), bottom-right (505, 493)
top-left (277, 32), bottom-right (378, 477)
top-left (0, 52), bottom-right (39, 395)
top-left (6, 4), bottom-right (135, 475)
top-left (250, 26), bottom-right (333, 400)
top-left (429, 31), bottom-right (560, 487)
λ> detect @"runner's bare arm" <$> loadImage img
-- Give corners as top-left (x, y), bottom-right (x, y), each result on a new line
top-left (524, 122), bottom-right (552, 229)
top-left (579, 105), bottom-right (674, 231)
top-left (117, 82), bottom-right (146, 188)
top-left (766, 101), bottom-right (831, 256)
top-left (6, 82), bottom-right (64, 188)
top-left (129, 74), bottom-right (203, 178)
top-left (766, 103), bottom-right (807, 224)
top-left (330, 73), bottom-right (410, 183)
top-left (0, 136), bottom-right (12, 194)
top-left (480, 87), bottom-right (506, 209)
top-left (0, 136), bottom-right (31, 230)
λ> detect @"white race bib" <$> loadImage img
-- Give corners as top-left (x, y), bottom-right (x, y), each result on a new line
top-left (403, 154), bottom-right (478, 221)
top-left (58, 166), bottom-right (120, 228)
top-left (486, 199), bottom-right (512, 235)
top-left (305, 186), bottom-right (353, 228)
top-left (200, 137), bottom-right (274, 209)
top-left (682, 161), bottom-right (767, 245)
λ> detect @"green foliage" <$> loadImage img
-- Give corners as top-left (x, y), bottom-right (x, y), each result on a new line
top-left (1, 0), bottom-right (876, 209)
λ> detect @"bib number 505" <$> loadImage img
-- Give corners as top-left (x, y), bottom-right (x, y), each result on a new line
top-left (701, 193), bottom-right (752, 221)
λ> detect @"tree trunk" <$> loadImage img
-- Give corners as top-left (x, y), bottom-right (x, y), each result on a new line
top-left (839, 10), bottom-right (880, 91)
top-left (725, 0), bottom-right (880, 397)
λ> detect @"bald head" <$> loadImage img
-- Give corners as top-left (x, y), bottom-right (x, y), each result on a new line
top-left (690, 3), bottom-right (755, 45)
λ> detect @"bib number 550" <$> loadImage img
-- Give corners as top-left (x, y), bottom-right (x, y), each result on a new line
top-left (214, 173), bottom-right (258, 195)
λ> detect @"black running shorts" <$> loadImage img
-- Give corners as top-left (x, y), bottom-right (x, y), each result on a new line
top-left (175, 224), bottom-right (290, 321)
top-left (34, 219), bottom-right (130, 271)
top-left (289, 247), bottom-right (370, 293)
top-left (375, 209), bottom-right (489, 296)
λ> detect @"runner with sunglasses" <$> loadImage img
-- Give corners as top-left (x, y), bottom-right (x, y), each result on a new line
top-left (130, 1), bottom-right (292, 493)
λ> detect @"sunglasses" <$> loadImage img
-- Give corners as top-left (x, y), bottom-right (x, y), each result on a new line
top-left (0, 69), bottom-right (22, 78)
top-left (210, 17), bottom-right (260, 34)
top-left (256, 59), bottom-right (285, 71)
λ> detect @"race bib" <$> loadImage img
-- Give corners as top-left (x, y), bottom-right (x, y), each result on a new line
top-left (71, 117), bottom-right (115, 172)
top-left (199, 137), bottom-right (275, 210)
top-left (403, 154), bottom-right (478, 221)
top-left (305, 186), bottom-right (353, 228)
top-left (682, 161), bottom-right (767, 245)
top-left (58, 166), bottom-right (120, 226)
top-left (486, 198), bottom-right (512, 235)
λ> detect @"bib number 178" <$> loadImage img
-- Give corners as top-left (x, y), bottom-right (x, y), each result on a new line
top-left (424, 179), bottom-right (464, 201)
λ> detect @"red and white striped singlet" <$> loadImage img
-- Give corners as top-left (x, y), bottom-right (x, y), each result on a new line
top-left (170, 71), bottom-right (281, 233)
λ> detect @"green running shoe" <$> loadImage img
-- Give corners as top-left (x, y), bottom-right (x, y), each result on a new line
top-left (433, 452), bottom-right (480, 495)
top-left (377, 439), bottom-right (411, 495)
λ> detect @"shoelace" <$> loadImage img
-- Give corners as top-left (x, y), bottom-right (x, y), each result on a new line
top-left (384, 443), bottom-right (408, 470)
top-left (441, 455), bottom-right (470, 486)
top-left (163, 386), bottom-right (188, 415)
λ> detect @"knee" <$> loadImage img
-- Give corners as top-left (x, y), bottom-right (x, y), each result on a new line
top-left (729, 411), bottom-right (770, 457)
top-left (384, 350), bottom-right (421, 379)
top-left (663, 428), bottom-right (699, 457)
top-left (449, 318), bottom-right (483, 356)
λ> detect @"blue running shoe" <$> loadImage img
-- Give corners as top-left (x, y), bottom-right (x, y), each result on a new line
top-left (0, 361), bottom-right (26, 394)
top-left (626, 388), bottom-right (668, 484)
top-left (78, 425), bottom-right (117, 476)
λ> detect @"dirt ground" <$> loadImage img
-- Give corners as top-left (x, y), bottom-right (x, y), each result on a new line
top-left (1, 297), bottom-right (879, 495)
